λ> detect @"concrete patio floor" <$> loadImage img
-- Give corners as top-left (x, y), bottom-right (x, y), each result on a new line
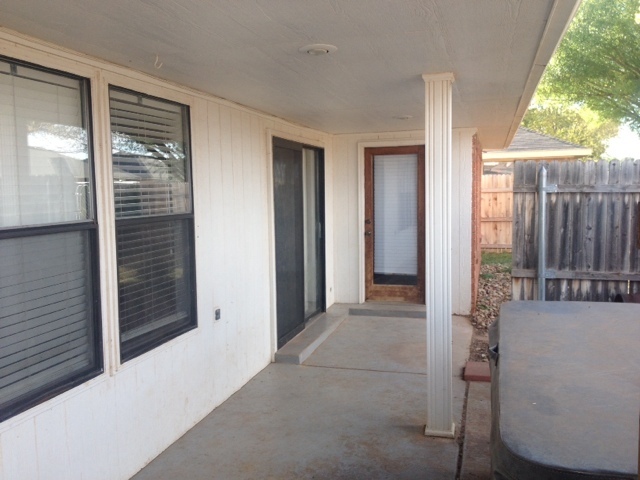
top-left (132, 304), bottom-right (491, 480)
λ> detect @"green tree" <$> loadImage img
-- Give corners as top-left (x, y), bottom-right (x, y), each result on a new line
top-left (522, 101), bottom-right (618, 159)
top-left (540, 0), bottom-right (640, 132)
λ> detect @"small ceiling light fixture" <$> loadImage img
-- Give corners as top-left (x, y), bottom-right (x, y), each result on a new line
top-left (393, 115), bottom-right (414, 120)
top-left (299, 44), bottom-right (338, 56)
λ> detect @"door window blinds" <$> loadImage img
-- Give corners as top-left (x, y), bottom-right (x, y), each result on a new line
top-left (0, 58), bottom-right (101, 421)
top-left (373, 154), bottom-right (418, 275)
top-left (109, 87), bottom-right (196, 361)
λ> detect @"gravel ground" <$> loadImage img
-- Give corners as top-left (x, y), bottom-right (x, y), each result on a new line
top-left (469, 262), bottom-right (512, 362)
top-left (472, 264), bottom-right (512, 331)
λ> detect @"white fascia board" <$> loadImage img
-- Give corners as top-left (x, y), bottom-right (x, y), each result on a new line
top-left (483, 147), bottom-right (592, 160)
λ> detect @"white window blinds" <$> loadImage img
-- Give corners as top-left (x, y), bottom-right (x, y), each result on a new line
top-left (0, 232), bottom-right (97, 410)
top-left (0, 60), bottom-right (92, 228)
top-left (109, 87), bottom-right (196, 361)
top-left (373, 154), bottom-right (418, 275)
top-left (110, 89), bottom-right (190, 218)
top-left (0, 58), bottom-right (100, 422)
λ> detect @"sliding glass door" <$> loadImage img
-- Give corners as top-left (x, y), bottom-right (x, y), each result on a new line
top-left (273, 138), bottom-right (325, 348)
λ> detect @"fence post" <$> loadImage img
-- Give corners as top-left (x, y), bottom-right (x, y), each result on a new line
top-left (538, 165), bottom-right (547, 301)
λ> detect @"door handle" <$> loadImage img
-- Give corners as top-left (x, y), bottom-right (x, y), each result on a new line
top-left (365, 231), bottom-right (372, 236)
top-left (365, 219), bottom-right (372, 224)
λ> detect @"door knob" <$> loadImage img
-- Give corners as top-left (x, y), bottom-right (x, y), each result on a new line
top-left (365, 231), bottom-right (372, 236)
top-left (365, 219), bottom-right (372, 224)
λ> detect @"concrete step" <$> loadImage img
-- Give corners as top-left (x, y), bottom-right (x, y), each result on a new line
top-left (274, 304), bottom-right (349, 365)
top-left (349, 303), bottom-right (426, 319)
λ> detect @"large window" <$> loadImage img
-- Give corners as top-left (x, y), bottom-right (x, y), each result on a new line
top-left (0, 58), bottom-right (102, 421)
top-left (109, 87), bottom-right (196, 362)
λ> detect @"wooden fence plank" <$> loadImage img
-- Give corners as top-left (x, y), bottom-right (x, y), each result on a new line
top-left (481, 173), bottom-right (513, 249)
top-left (512, 159), bottom-right (640, 301)
top-left (513, 184), bottom-right (640, 193)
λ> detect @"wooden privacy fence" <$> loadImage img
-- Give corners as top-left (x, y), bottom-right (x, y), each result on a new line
top-left (480, 174), bottom-right (513, 250)
top-left (512, 159), bottom-right (640, 301)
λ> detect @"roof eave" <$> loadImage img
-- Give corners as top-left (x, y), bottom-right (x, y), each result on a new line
top-left (500, 0), bottom-right (583, 150)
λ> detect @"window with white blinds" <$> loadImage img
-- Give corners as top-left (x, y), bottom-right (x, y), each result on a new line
top-left (109, 87), bottom-right (196, 361)
top-left (0, 58), bottom-right (101, 422)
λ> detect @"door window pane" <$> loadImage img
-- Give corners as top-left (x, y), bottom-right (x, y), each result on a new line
top-left (373, 154), bottom-right (418, 284)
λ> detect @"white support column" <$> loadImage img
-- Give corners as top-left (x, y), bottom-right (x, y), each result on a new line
top-left (422, 72), bottom-right (455, 438)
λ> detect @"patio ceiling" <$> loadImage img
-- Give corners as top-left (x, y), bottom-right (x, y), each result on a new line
top-left (0, 0), bottom-right (580, 148)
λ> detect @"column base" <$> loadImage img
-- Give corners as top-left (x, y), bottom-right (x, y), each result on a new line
top-left (424, 422), bottom-right (456, 439)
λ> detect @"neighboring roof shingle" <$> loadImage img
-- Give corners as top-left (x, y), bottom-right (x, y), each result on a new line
top-left (505, 127), bottom-right (586, 151)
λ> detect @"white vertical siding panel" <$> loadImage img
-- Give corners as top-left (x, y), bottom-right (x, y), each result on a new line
top-left (451, 129), bottom-right (475, 315)
top-left (64, 379), bottom-right (118, 480)
top-left (324, 138), bottom-right (336, 307)
top-left (204, 100), bottom-right (237, 405)
top-left (240, 110), bottom-right (256, 378)
top-left (192, 98), bottom-right (214, 332)
top-left (187, 98), bottom-right (217, 422)
top-left (232, 109), bottom-right (249, 377)
top-left (347, 140), bottom-right (360, 302)
top-left (332, 137), bottom-right (352, 302)
top-left (250, 114), bottom-right (272, 355)
top-left (113, 348), bottom-right (191, 480)
top-left (218, 105), bottom-right (241, 394)
top-left (114, 361), bottom-right (160, 477)
top-left (189, 96), bottom-right (227, 424)
top-left (164, 340), bottom-right (192, 433)
top-left (0, 419), bottom-right (38, 479)
top-left (34, 407), bottom-right (71, 479)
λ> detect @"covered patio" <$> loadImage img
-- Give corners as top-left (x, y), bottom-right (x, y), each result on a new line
top-left (0, 1), bottom-right (580, 478)
top-left (132, 304), bottom-right (490, 479)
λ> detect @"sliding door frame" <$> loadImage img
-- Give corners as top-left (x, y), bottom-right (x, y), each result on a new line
top-left (267, 131), bottom-right (327, 354)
